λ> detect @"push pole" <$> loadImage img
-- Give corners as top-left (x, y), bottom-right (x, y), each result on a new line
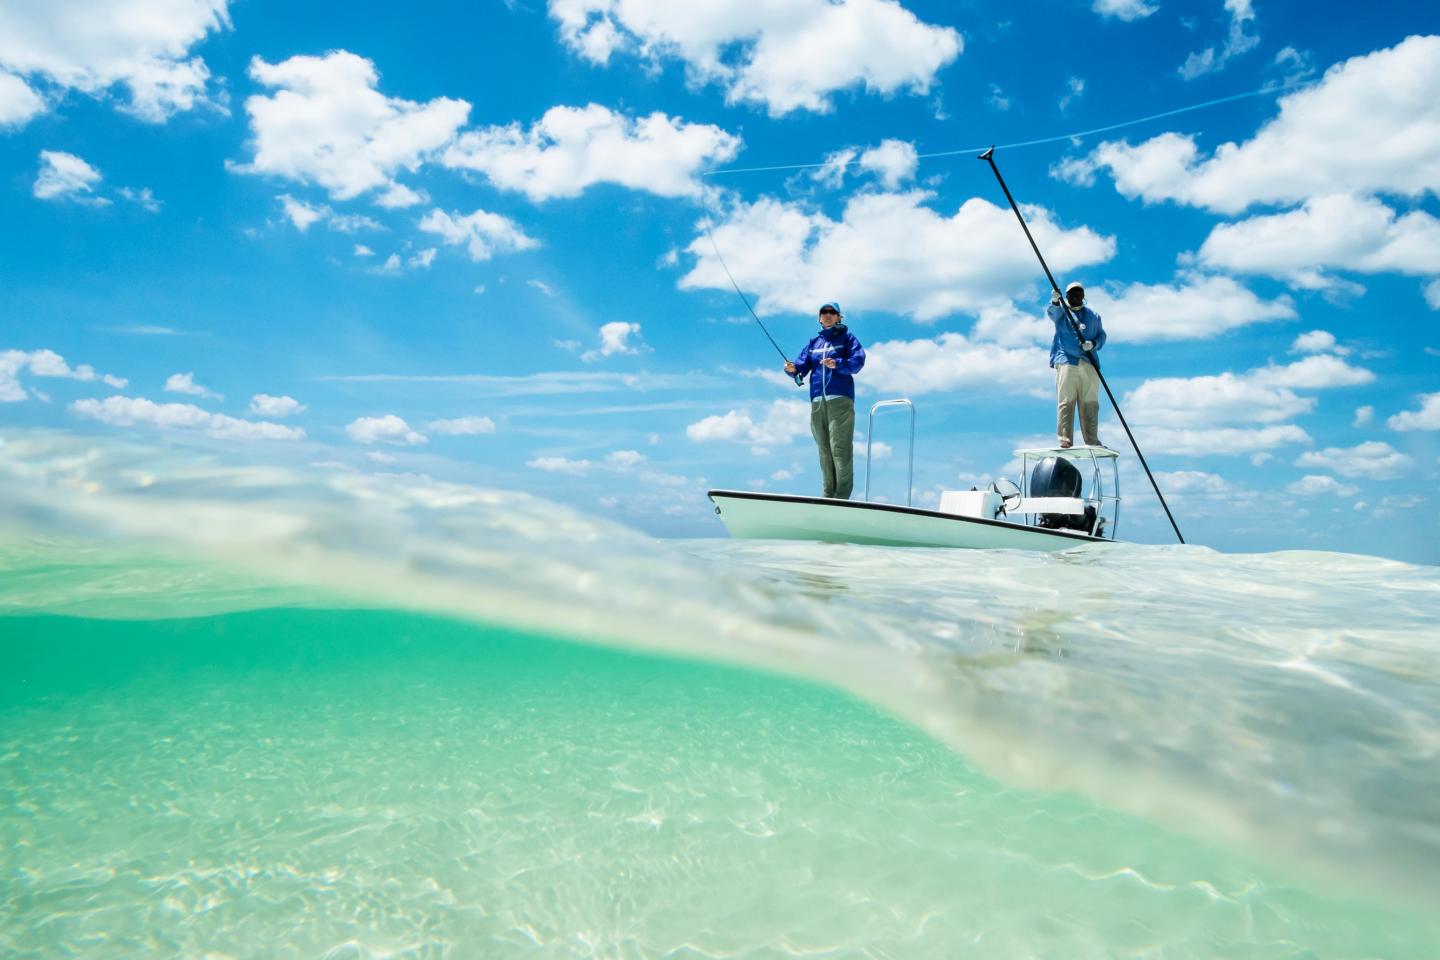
top-left (978, 147), bottom-right (1185, 544)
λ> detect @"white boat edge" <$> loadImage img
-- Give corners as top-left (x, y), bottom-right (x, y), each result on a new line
top-left (707, 490), bottom-right (1108, 552)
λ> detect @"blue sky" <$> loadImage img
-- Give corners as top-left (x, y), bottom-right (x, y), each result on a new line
top-left (2, 0), bottom-right (1438, 562)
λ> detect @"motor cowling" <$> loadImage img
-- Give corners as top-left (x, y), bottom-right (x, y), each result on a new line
top-left (1031, 457), bottom-right (1095, 534)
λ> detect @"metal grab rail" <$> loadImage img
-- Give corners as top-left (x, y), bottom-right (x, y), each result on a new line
top-left (864, 399), bottom-right (915, 506)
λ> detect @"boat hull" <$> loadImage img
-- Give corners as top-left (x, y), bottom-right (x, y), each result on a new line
top-left (708, 490), bottom-right (1107, 551)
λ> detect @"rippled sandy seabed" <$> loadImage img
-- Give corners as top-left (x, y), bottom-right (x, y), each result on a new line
top-left (2, 432), bottom-right (1438, 958)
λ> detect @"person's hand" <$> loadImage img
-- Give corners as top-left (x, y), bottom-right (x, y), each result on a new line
top-left (1082, 340), bottom-right (1094, 352)
top-left (822, 358), bottom-right (838, 369)
top-left (784, 361), bottom-right (797, 374)
top-left (1051, 290), bottom-right (1062, 305)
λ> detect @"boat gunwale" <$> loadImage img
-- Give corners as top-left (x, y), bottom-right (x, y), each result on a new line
top-left (706, 489), bottom-right (1108, 545)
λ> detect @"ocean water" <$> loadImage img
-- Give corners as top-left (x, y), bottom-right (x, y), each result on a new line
top-left (2, 432), bottom-right (1439, 958)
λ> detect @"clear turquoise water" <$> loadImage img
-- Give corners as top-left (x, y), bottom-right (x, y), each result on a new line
top-left (2, 432), bottom-right (1438, 957)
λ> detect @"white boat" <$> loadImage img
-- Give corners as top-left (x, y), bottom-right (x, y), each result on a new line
top-left (709, 400), bottom-right (1122, 551)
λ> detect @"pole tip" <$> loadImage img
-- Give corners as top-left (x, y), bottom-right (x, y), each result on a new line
top-left (978, 146), bottom-right (995, 161)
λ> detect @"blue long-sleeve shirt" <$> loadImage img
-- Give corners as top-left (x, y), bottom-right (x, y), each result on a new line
top-left (1048, 304), bottom-right (1106, 368)
top-left (793, 325), bottom-right (865, 400)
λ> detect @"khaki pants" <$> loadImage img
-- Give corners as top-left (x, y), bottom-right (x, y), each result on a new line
top-left (810, 396), bottom-right (856, 499)
top-left (1056, 361), bottom-right (1101, 447)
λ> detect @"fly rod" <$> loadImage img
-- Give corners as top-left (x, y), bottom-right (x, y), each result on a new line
top-left (702, 215), bottom-right (806, 387)
top-left (978, 147), bottom-right (1185, 544)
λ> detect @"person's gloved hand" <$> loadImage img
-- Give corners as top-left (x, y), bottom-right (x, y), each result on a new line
top-left (1082, 340), bottom-right (1095, 352)
top-left (1050, 290), bottom-right (1062, 305)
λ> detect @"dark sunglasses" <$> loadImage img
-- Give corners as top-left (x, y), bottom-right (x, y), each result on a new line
top-left (819, 309), bottom-right (839, 316)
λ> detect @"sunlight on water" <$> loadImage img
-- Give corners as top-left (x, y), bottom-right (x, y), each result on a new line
top-left (2, 431), bottom-right (1439, 956)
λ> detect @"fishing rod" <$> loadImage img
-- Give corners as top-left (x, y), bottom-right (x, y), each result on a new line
top-left (978, 146), bottom-right (1185, 545)
top-left (702, 214), bottom-right (806, 387)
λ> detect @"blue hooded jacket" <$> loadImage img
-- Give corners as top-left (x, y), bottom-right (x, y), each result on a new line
top-left (1048, 304), bottom-right (1106, 368)
top-left (793, 324), bottom-right (865, 401)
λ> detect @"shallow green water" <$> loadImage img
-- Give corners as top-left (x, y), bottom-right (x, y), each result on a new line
top-left (4, 608), bottom-right (1436, 958)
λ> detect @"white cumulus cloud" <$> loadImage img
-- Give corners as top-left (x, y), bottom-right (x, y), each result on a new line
top-left (1093, 0), bottom-right (1157, 21)
top-left (70, 395), bottom-right (303, 440)
top-left (1, 348), bottom-right (127, 402)
top-left (1126, 354), bottom-right (1373, 431)
top-left (237, 51), bottom-right (469, 201)
top-left (1054, 36), bottom-right (1440, 214)
top-left (346, 414), bottom-right (426, 445)
top-left (1296, 441), bottom-right (1411, 480)
top-left (249, 394), bottom-right (306, 417)
top-left (164, 372), bottom-right (220, 400)
top-left (1387, 393), bottom-right (1440, 431)
top-left (1287, 475), bottom-right (1359, 497)
top-left (0, 0), bottom-right (231, 122)
top-left (548, 0), bottom-right (962, 116)
top-left (1196, 194), bottom-right (1440, 290)
top-left (1178, 0), bottom-right (1259, 80)
top-left (858, 139), bottom-right (918, 190)
top-left (0, 71), bottom-right (46, 128)
top-left (426, 416), bottom-right (496, 435)
top-left (581, 322), bottom-right (647, 362)
top-left (687, 399), bottom-right (810, 448)
top-left (442, 103), bottom-right (740, 201)
top-left (34, 150), bottom-right (107, 204)
top-left (418, 208), bottom-right (539, 261)
top-left (683, 192), bottom-right (1114, 321)
top-left (1085, 273), bottom-right (1295, 343)
top-left (865, 333), bottom-right (1047, 397)
top-left (527, 456), bottom-right (592, 475)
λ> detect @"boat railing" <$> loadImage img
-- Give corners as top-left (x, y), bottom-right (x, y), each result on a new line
top-left (1016, 446), bottom-right (1122, 539)
top-left (864, 398), bottom-right (915, 506)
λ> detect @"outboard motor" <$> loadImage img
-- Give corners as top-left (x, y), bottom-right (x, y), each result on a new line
top-left (1030, 457), bottom-right (1097, 534)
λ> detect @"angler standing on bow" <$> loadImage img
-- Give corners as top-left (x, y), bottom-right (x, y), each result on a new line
top-left (785, 302), bottom-right (866, 499)
top-left (1048, 281), bottom-right (1106, 448)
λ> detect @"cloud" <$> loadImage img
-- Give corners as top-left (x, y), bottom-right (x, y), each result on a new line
top-left (1387, 392), bottom-right (1440, 431)
top-left (34, 150), bottom-right (107, 204)
top-left (1134, 424), bottom-right (1311, 455)
top-left (548, 0), bottom-right (962, 116)
top-left (442, 103), bottom-right (740, 200)
top-left (1054, 36), bottom-right (1440, 214)
top-left (812, 148), bottom-right (857, 189)
top-left (687, 399), bottom-right (810, 447)
top-left (1296, 441), bottom-right (1412, 480)
top-left (683, 192), bottom-right (1114, 321)
top-left (1195, 194), bottom-right (1440, 289)
top-left (1093, 0), bottom-right (1157, 21)
top-left (1353, 405), bottom-right (1374, 427)
top-left (1178, 0), bottom-right (1259, 80)
top-left (117, 186), bottom-right (161, 212)
top-left (249, 394), bottom-right (306, 417)
top-left (1426, 279), bottom-right (1440, 310)
top-left (526, 456), bottom-right (592, 475)
top-left (528, 279), bottom-right (557, 296)
top-left (605, 449), bottom-right (645, 469)
top-left (0, 0), bottom-right (231, 122)
top-left (1125, 354), bottom-right (1373, 432)
top-left (418, 208), bottom-right (539, 261)
top-left (969, 301), bottom-right (1053, 348)
top-left (1086, 273), bottom-right (1295, 343)
top-left (1, 348), bottom-right (128, 402)
top-left (987, 83), bottom-right (1011, 111)
top-left (346, 414), bottom-right (426, 445)
top-left (408, 247), bottom-right (437, 269)
top-left (865, 333), bottom-right (1046, 397)
top-left (425, 416), bottom-right (496, 435)
top-left (70, 395), bottom-right (303, 440)
top-left (236, 51), bottom-right (469, 201)
top-left (1287, 475), bottom-right (1359, 497)
top-left (1291, 330), bottom-right (1346, 355)
top-left (581, 322), bottom-right (647, 362)
top-left (1057, 76), bottom-right (1085, 113)
top-left (858, 139), bottom-right (917, 190)
top-left (279, 194), bottom-right (325, 232)
top-left (354, 244), bottom-right (374, 257)
top-left (0, 72), bottom-right (46, 128)
top-left (164, 372), bottom-right (221, 400)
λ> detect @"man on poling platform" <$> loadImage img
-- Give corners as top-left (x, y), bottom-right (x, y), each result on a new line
top-left (785, 302), bottom-right (866, 499)
top-left (1048, 281), bottom-right (1106, 448)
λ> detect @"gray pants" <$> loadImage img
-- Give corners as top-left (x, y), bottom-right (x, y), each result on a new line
top-left (810, 396), bottom-right (856, 499)
top-left (1056, 361), bottom-right (1101, 447)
